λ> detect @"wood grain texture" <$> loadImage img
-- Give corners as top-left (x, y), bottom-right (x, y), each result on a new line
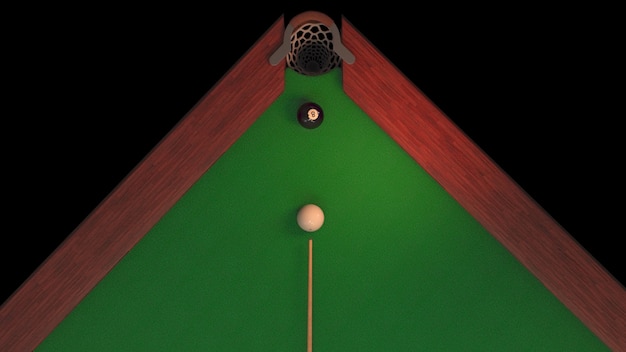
top-left (0, 16), bottom-right (285, 352)
top-left (341, 17), bottom-right (625, 351)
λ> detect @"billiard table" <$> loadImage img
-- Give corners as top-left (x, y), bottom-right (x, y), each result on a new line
top-left (1, 11), bottom-right (624, 351)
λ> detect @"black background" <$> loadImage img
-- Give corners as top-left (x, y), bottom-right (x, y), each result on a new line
top-left (3, 4), bottom-right (623, 304)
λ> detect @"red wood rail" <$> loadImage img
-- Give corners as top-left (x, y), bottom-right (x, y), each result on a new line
top-left (0, 15), bottom-right (286, 352)
top-left (341, 16), bottom-right (625, 352)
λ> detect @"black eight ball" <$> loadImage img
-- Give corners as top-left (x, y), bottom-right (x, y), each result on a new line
top-left (297, 102), bottom-right (324, 129)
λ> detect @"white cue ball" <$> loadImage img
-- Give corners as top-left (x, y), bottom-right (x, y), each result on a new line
top-left (297, 204), bottom-right (324, 232)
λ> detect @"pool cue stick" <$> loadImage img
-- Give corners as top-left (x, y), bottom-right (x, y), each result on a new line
top-left (308, 238), bottom-right (313, 352)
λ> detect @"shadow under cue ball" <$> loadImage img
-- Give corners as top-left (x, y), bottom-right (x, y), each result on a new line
top-left (297, 102), bottom-right (324, 129)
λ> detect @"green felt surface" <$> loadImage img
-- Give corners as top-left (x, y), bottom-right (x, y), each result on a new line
top-left (38, 69), bottom-right (608, 351)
